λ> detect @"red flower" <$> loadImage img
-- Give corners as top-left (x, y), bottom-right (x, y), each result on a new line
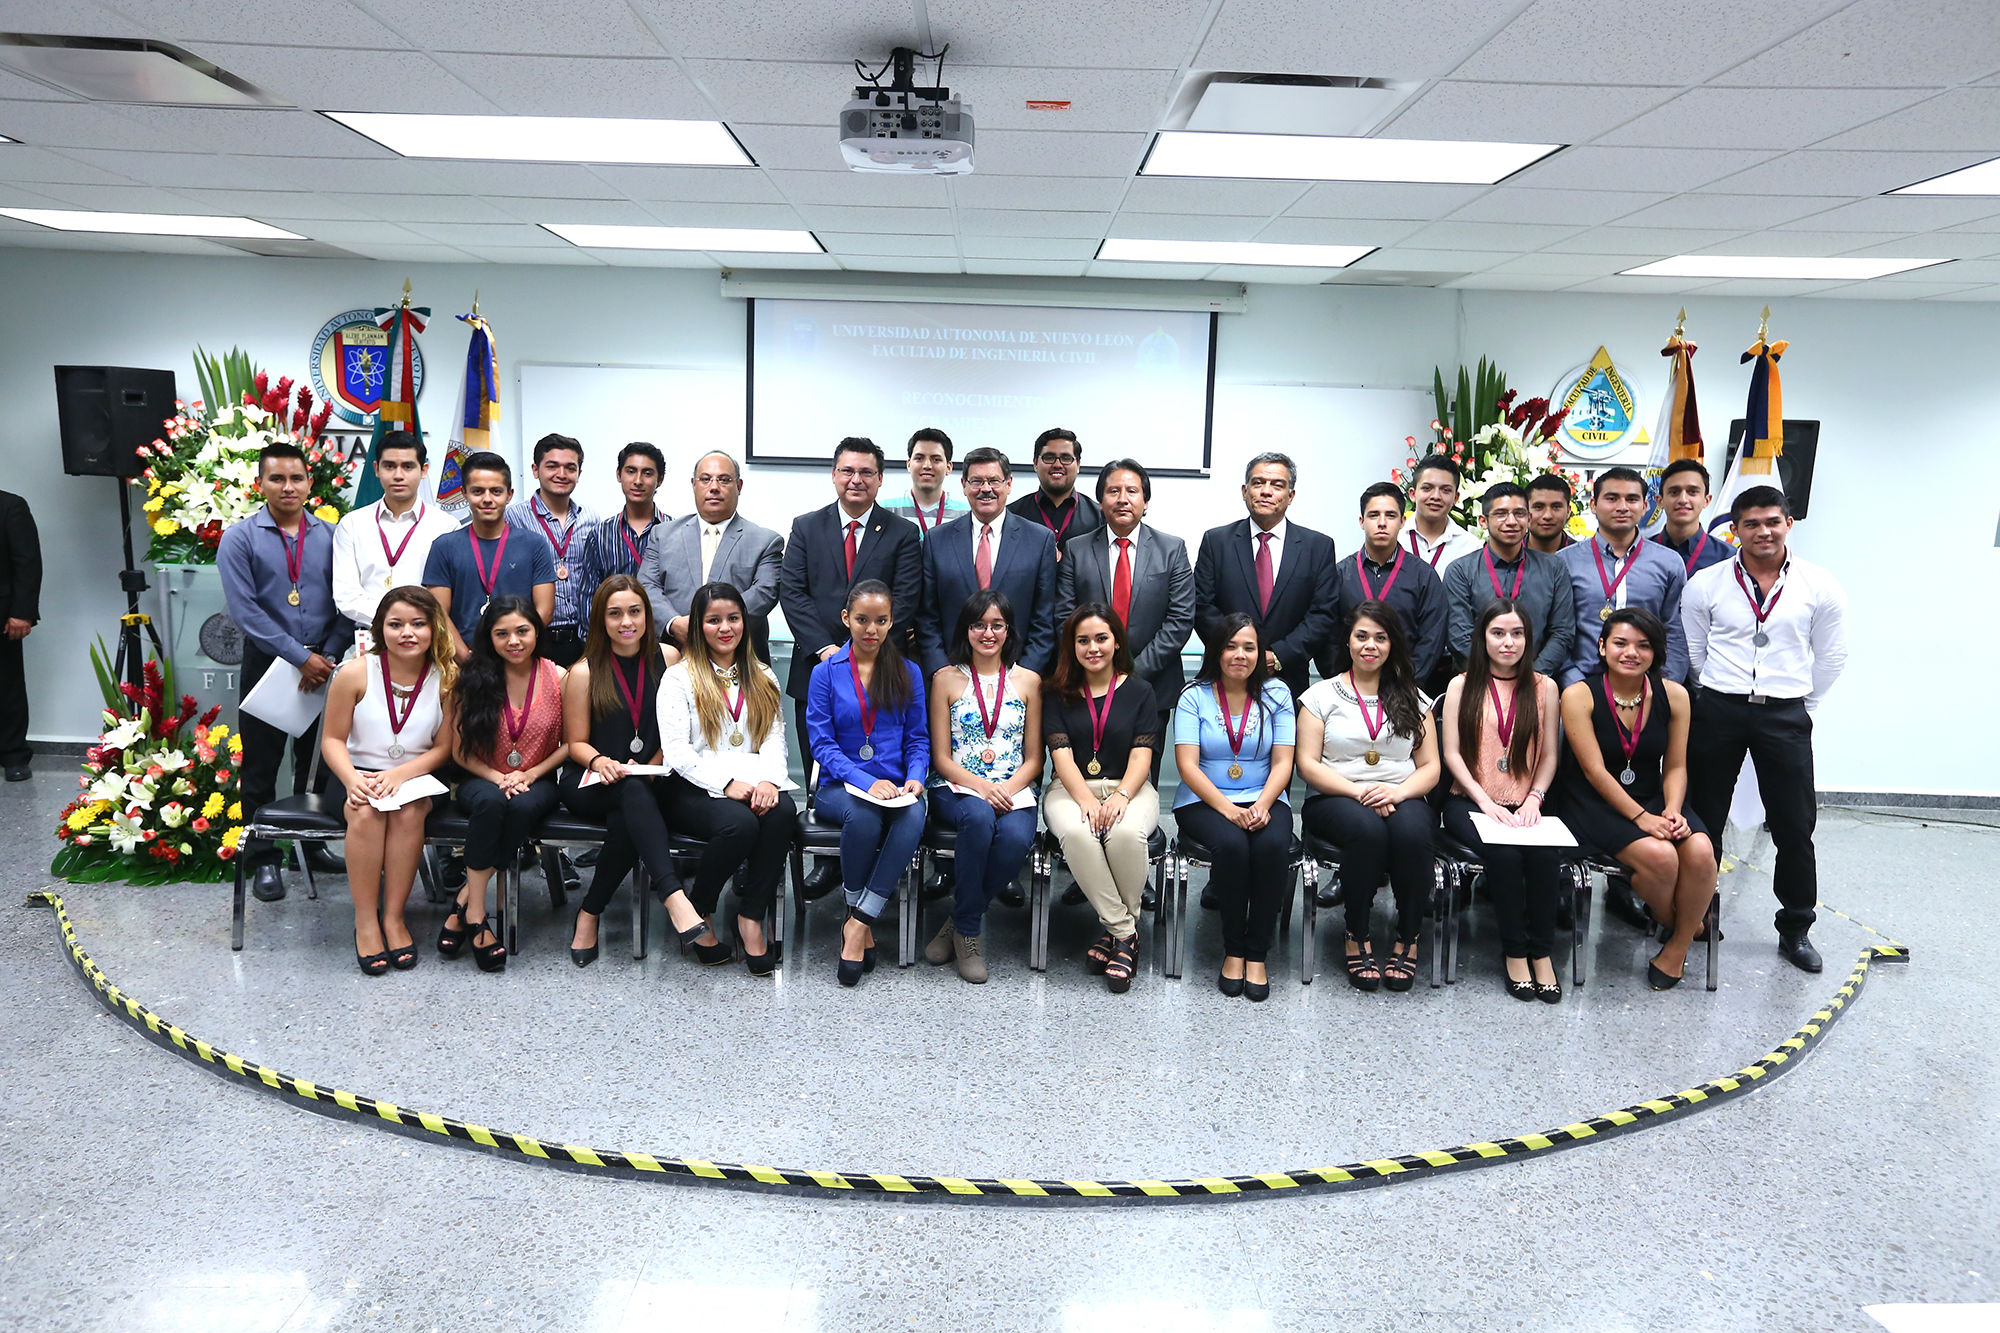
top-left (254, 370), bottom-right (269, 400)
top-left (216, 768), bottom-right (232, 782)
top-left (219, 845), bottom-right (236, 861)
top-left (274, 375), bottom-right (294, 405)
top-left (192, 817), bottom-right (210, 833)
top-left (1496, 389), bottom-right (1518, 411)
top-left (296, 384), bottom-right (313, 414)
top-left (1539, 407), bottom-right (1569, 440)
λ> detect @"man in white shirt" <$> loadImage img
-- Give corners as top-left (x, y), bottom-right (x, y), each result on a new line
top-left (1682, 485), bottom-right (1848, 973)
top-left (330, 431), bottom-right (461, 654)
top-left (1404, 454), bottom-right (1482, 571)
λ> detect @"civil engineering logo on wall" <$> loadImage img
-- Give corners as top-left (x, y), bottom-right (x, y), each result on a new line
top-left (310, 308), bottom-right (424, 427)
top-left (1552, 346), bottom-right (1639, 461)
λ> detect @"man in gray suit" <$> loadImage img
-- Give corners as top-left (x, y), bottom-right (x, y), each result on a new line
top-left (639, 450), bottom-right (784, 655)
top-left (1053, 458), bottom-right (1194, 785)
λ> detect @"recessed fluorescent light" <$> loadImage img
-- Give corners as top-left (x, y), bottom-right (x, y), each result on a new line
top-left (1141, 131), bottom-right (1561, 183)
top-left (1098, 237), bottom-right (1375, 267)
top-left (0, 207), bottom-right (302, 239)
top-left (326, 112), bottom-right (752, 166)
top-left (542, 223), bottom-right (822, 253)
top-left (1890, 156), bottom-right (2000, 195)
top-left (1620, 255), bottom-right (1950, 280)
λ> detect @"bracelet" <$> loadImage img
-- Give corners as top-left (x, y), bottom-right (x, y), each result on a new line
top-left (1527, 788), bottom-right (1546, 801)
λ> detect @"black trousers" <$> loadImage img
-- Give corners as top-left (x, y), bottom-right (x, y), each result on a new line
top-left (238, 643), bottom-right (327, 869)
top-left (458, 774), bottom-right (559, 871)
top-left (660, 775), bottom-right (797, 920)
top-left (1688, 690), bottom-right (1818, 934)
top-left (1441, 796), bottom-right (1563, 957)
top-left (544, 625), bottom-right (585, 668)
top-left (565, 773), bottom-right (685, 915)
top-left (1302, 793), bottom-right (1435, 943)
top-left (1178, 800), bottom-right (1293, 963)
top-left (0, 634), bottom-right (28, 766)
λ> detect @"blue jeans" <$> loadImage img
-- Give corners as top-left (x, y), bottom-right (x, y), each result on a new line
top-left (934, 788), bottom-right (1038, 937)
top-left (815, 782), bottom-right (927, 921)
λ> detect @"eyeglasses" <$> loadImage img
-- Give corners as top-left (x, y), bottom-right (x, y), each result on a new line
top-left (965, 480), bottom-right (1005, 494)
top-left (833, 467), bottom-right (880, 481)
top-left (1037, 452), bottom-right (1077, 465)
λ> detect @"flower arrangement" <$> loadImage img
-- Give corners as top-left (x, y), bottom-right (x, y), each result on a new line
top-left (137, 352), bottom-right (359, 565)
top-left (52, 648), bottom-right (244, 884)
top-left (1401, 388), bottom-right (1588, 533)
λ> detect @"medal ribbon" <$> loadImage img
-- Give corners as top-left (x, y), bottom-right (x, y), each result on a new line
top-left (379, 655), bottom-right (430, 746)
top-left (610, 654), bottom-right (648, 742)
top-left (470, 525), bottom-right (509, 596)
top-left (532, 502), bottom-right (575, 559)
top-left (1348, 672), bottom-right (1387, 742)
top-left (1602, 672), bottom-right (1647, 773)
top-left (277, 518), bottom-right (307, 593)
top-left (847, 652), bottom-right (878, 749)
top-left (502, 660), bottom-right (541, 756)
top-left (1732, 562), bottom-right (1785, 630)
top-left (1357, 547), bottom-right (1404, 602)
top-left (1214, 683), bottom-right (1253, 757)
top-left (375, 503), bottom-right (424, 573)
top-left (719, 665), bottom-right (746, 734)
top-left (913, 498), bottom-right (944, 533)
top-left (1408, 529), bottom-right (1448, 568)
top-left (619, 517), bottom-right (649, 571)
top-left (1487, 678), bottom-right (1520, 753)
top-left (971, 667), bottom-right (1005, 739)
top-left (1591, 536), bottom-right (1644, 607)
top-left (1482, 546), bottom-right (1525, 601)
top-left (1037, 496), bottom-right (1076, 545)
top-left (1084, 676), bottom-right (1118, 766)
top-left (1681, 528), bottom-right (1710, 575)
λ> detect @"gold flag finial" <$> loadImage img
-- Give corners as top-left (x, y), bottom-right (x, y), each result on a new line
top-left (1673, 306), bottom-right (1687, 339)
top-left (1757, 304), bottom-right (1770, 343)
top-left (472, 287), bottom-right (480, 316)
top-left (400, 277), bottom-right (413, 307)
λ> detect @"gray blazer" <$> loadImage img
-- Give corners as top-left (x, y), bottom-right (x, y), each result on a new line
top-left (639, 511), bottom-right (784, 635)
top-left (1055, 522), bottom-right (1195, 708)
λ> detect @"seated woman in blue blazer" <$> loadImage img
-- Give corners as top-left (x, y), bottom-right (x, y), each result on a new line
top-left (806, 579), bottom-right (930, 987)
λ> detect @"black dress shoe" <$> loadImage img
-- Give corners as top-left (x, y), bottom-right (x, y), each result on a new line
top-left (1060, 883), bottom-right (1086, 907)
top-left (1778, 932), bottom-right (1823, 973)
top-left (4, 763), bottom-right (29, 782)
top-left (921, 870), bottom-right (953, 901)
top-left (1141, 886), bottom-right (1158, 912)
top-left (574, 845), bottom-right (601, 868)
top-left (251, 864), bottom-right (286, 902)
top-left (303, 843), bottom-right (345, 875)
top-left (800, 861), bottom-right (841, 901)
top-left (1314, 884), bottom-right (1343, 910)
top-left (1216, 970), bottom-right (1244, 998)
top-left (995, 884), bottom-right (1026, 909)
top-left (1243, 977), bottom-right (1271, 1003)
top-left (1604, 879), bottom-right (1653, 930)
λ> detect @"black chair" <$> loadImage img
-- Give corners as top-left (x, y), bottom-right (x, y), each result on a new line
top-left (790, 767), bottom-right (922, 967)
top-left (1028, 826), bottom-right (1171, 974)
top-left (229, 794), bottom-right (343, 950)
top-left (1297, 828), bottom-right (1450, 987)
top-left (1169, 824), bottom-right (1305, 983)
top-left (1433, 829), bottom-right (1592, 986)
top-left (1570, 855), bottom-right (1720, 992)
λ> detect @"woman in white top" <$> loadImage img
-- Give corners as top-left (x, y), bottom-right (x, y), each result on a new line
top-left (922, 589), bottom-right (1043, 983)
top-left (1296, 600), bottom-right (1439, 992)
top-left (320, 586), bottom-right (457, 976)
top-left (658, 580), bottom-right (798, 976)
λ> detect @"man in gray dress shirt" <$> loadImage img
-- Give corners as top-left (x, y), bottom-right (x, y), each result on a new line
top-left (1442, 482), bottom-right (1574, 677)
top-left (639, 450), bottom-right (784, 656)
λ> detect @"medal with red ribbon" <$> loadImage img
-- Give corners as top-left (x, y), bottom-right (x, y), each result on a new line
top-left (619, 517), bottom-right (649, 572)
top-left (469, 524), bottom-right (509, 614)
top-left (1602, 671), bottom-right (1647, 787)
top-left (1488, 677), bottom-right (1520, 774)
top-left (278, 517), bottom-right (307, 606)
top-left (1733, 561), bottom-right (1785, 648)
top-left (1482, 545), bottom-right (1525, 601)
top-left (533, 502), bottom-right (575, 582)
top-left (1349, 671), bottom-right (1387, 767)
top-left (721, 666), bottom-right (746, 747)
top-left (848, 652), bottom-right (879, 761)
top-left (610, 654), bottom-right (648, 755)
top-left (501, 660), bottom-right (540, 769)
top-left (1680, 528), bottom-right (1710, 575)
top-left (971, 668), bottom-right (1006, 767)
top-left (379, 653), bottom-right (430, 761)
top-left (1357, 547), bottom-right (1404, 602)
top-left (1215, 683), bottom-right (1253, 782)
top-left (1082, 676), bottom-right (1117, 777)
top-left (375, 503), bottom-right (425, 590)
top-left (1591, 536), bottom-right (1644, 620)
top-left (912, 497), bottom-right (945, 534)
top-left (1408, 529), bottom-right (1447, 568)
top-left (1037, 496), bottom-right (1076, 545)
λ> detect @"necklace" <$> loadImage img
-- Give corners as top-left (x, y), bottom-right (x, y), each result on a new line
top-left (1611, 690), bottom-right (1644, 708)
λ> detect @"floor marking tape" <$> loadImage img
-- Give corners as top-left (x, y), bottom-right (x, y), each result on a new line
top-left (28, 890), bottom-right (1909, 1207)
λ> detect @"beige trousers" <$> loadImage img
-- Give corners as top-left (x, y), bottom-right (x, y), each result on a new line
top-left (1042, 777), bottom-right (1159, 939)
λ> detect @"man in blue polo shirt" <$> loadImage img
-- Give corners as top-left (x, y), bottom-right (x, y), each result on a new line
top-left (423, 452), bottom-right (555, 660)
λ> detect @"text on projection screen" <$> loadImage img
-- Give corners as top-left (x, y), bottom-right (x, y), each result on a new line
top-left (750, 298), bottom-right (1213, 470)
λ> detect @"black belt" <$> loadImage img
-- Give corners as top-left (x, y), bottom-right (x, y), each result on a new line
top-left (1701, 686), bottom-right (1801, 707)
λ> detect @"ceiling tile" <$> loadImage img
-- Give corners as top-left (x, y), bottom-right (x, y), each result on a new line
top-left (1815, 89), bottom-right (2000, 151)
top-left (819, 231), bottom-right (959, 256)
top-left (1510, 146), bottom-right (1779, 192)
top-left (1598, 87), bottom-right (1932, 151)
top-left (1108, 212), bottom-right (1265, 242)
top-left (1448, 189), bottom-right (1665, 226)
top-left (1383, 81), bottom-right (1674, 143)
top-left (1840, 236), bottom-right (2000, 262)
top-left (321, 192), bottom-right (523, 222)
top-left (171, 187), bottom-right (377, 219)
top-left (1402, 219), bottom-right (1585, 250)
top-left (1443, 273), bottom-right (1579, 290)
top-left (428, 54), bottom-right (712, 118)
top-left (1690, 230), bottom-right (1882, 256)
top-left (1719, 0), bottom-right (2000, 88)
top-left (1611, 193), bottom-right (1844, 230)
top-left (455, 245), bottom-right (607, 265)
top-left (1683, 277), bottom-right (1869, 298)
top-left (1477, 252), bottom-right (1650, 276)
top-left (631, 0), bottom-right (911, 61)
top-left (1353, 248), bottom-right (1506, 272)
top-left (107, 0), bottom-right (408, 47)
top-left (284, 220), bottom-right (427, 244)
top-left (1120, 175), bottom-right (1307, 216)
top-left (1205, 265), bottom-right (1357, 284)
top-left (963, 258), bottom-right (1090, 277)
top-left (1919, 285), bottom-right (2000, 300)
top-left (841, 256), bottom-right (965, 273)
top-left (1802, 280), bottom-right (1987, 299)
top-left (485, 197), bottom-right (659, 226)
top-left (46, 148), bottom-right (302, 190)
top-left (958, 208), bottom-right (1113, 238)
top-left (793, 203), bottom-right (954, 233)
top-left (1255, 216), bottom-right (1423, 246)
top-left (947, 174), bottom-right (1129, 211)
top-left (187, 44), bottom-right (499, 114)
top-left (960, 236), bottom-right (1097, 259)
top-left (0, 146), bottom-right (138, 185)
top-left (639, 200), bottom-right (808, 228)
top-left (113, 107), bottom-right (394, 159)
top-left (926, 0), bottom-right (1212, 67)
top-left (1085, 258), bottom-right (1217, 279)
top-left (1944, 213), bottom-right (2000, 234)
top-left (772, 170), bottom-right (954, 207)
top-left (730, 122), bottom-right (842, 172)
top-left (686, 60), bottom-right (873, 125)
top-left (1562, 275), bottom-right (1725, 294)
top-left (402, 222), bottom-right (568, 247)
top-left (1196, 0), bottom-right (1505, 79)
top-left (709, 249), bottom-right (840, 268)
top-left (1286, 181), bottom-right (1485, 220)
top-left (933, 66), bottom-right (1178, 133)
top-left (1542, 225), bottom-right (1750, 253)
top-left (581, 248), bottom-right (716, 267)
top-left (338, 243), bottom-right (478, 263)
top-left (304, 158), bottom-right (623, 198)
top-left (1456, 0), bottom-right (1846, 84)
top-left (972, 129), bottom-right (1149, 177)
top-left (372, 0), bottom-right (667, 56)
top-left (1, 182), bottom-right (188, 211)
top-left (1702, 150), bottom-right (1991, 197)
top-left (1774, 196), bottom-right (2000, 233)
top-left (0, 101), bottom-right (187, 153)
top-left (588, 164), bottom-right (787, 203)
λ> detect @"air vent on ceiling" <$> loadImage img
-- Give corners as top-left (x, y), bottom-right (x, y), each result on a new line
top-left (207, 237), bottom-right (365, 261)
top-left (0, 34), bottom-right (277, 106)
top-left (1181, 73), bottom-right (1421, 138)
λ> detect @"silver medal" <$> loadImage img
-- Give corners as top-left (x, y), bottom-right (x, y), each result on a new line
top-left (1496, 756), bottom-right (1510, 773)
top-left (858, 743), bottom-right (874, 760)
top-left (387, 742), bottom-right (405, 760)
top-left (730, 730), bottom-right (745, 747)
top-left (1619, 766), bottom-right (1636, 786)
top-left (1752, 630), bottom-right (1770, 647)
top-left (506, 749), bottom-right (523, 767)
top-left (629, 736), bottom-right (643, 755)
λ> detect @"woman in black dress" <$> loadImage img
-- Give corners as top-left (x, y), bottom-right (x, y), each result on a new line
top-left (1559, 607), bottom-right (1716, 990)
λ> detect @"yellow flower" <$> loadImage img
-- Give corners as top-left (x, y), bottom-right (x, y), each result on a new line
top-left (221, 827), bottom-right (242, 849)
top-left (202, 792), bottom-right (225, 818)
top-left (66, 808), bottom-right (93, 831)
top-left (152, 518), bottom-right (180, 536)
top-left (1565, 513), bottom-right (1591, 538)
top-left (313, 505), bottom-right (340, 523)
top-left (207, 724), bottom-right (228, 747)
top-left (227, 802), bottom-right (242, 821)
top-left (143, 497), bottom-right (165, 515)
top-left (228, 734), bottom-right (243, 755)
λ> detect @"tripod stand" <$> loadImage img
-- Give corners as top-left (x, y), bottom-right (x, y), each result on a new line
top-left (113, 479), bottom-right (166, 695)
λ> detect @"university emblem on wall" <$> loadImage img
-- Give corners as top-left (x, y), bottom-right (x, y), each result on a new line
top-left (310, 308), bottom-right (424, 427)
top-left (1551, 346), bottom-right (1639, 461)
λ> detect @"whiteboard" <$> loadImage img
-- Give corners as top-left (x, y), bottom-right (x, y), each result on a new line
top-left (517, 362), bottom-right (745, 517)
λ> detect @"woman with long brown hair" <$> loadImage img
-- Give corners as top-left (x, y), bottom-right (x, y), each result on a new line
top-left (657, 581), bottom-right (798, 976)
top-left (1440, 598), bottom-right (1565, 1002)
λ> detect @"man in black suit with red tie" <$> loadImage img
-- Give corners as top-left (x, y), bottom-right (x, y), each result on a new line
top-left (778, 437), bottom-right (922, 898)
top-left (1192, 451), bottom-right (1340, 701)
top-left (0, 489), bottom-right (41, 781)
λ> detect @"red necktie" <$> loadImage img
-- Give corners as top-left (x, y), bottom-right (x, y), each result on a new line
top-left (1255, 531), bottom-right (1274, 615)
top-left (1111, 537), bottom-right (1133, 629)
top-left (844, 520), bottom-right (859, 578)
top-left (975, 523), bottom-right (994, 590)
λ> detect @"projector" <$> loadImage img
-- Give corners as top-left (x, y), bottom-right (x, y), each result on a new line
top-left (839, 47), bottom-right (973, 174)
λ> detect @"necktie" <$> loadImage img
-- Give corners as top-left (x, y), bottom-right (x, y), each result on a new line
top-left (975, 523), bottom-right (994, 590)
top-left (844, 521), bottom-right (859, 579)
top-left (1255, 531), bottom-right (1274, 615)
top-left (700, 523), bottom-right (722, 581)
top-left (1111, 537), bottom-right (1133, 629)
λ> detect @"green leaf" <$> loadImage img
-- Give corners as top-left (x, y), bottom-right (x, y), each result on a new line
top-left (1454, 365), bottom-right (1472, 445)
top-left (1432, 367), bottom-right (1449, 433)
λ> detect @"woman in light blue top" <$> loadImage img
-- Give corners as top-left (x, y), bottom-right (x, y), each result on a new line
top-left (1174, 612), bottom-right (1296, 1001)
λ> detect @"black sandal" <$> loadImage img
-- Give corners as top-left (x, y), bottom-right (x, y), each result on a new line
top-left (469, 919), bottom-right (507, 973)
top-left (387, 941), bottom-right (420, 971)
top-left (1382, 941), bottom-right (1419, 993)
top-left (355, 931), bottom-right (390, 977)
top-left (1085, 929), bottom-right (1116, 974)
top-left (436, 895), bottom-right (471, 958)
top-left (1103, 933), bottom-right (1138, 994)
top-left (1342, 937), bottom-right (1381, 992)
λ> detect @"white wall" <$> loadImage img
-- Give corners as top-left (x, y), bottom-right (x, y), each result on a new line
top-left (2, 249), bottom-right (1991, 795)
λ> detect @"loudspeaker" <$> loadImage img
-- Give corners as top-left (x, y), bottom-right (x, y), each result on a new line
top-left (1725, 418), bottom-right (1819, 521)
top-left (54, 365), bottom-right (178, 478)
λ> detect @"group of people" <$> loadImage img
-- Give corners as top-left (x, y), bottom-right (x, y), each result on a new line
top-left (217, 424), bottom-right (1847, 998)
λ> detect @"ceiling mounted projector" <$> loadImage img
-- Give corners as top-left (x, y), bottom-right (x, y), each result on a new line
top-left (839, 45), bottom-right (972, 175)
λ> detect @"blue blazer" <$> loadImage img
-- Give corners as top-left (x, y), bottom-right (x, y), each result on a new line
top-left (917, 512), bottom-right (1058, 679)
top-left (806, 644), bottom-right (929, 789)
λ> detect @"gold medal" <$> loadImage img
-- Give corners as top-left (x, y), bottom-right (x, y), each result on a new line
top-left (730, 730), bottom-right (744, 747)
top-left (383, 576), bottom-right (393, 589)
top-left (1227, 762), bottom-right (1243, 781)
top-left (287, 588), bottom-right (301, 606)
top-left (1365, 749), bottom-right (1380, 766)
top-left (1599, 603), bottom-right (1613, 620)
top-left (1086, 758), bottom-right (1101, 776)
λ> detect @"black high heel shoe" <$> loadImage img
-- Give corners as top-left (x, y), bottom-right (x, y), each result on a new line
top-left (469, 919), bottom-right (507, 973)
top-left (570, 911), bottom-right (599, 969)
top-left (837, 909), bottom-right (873, 987)
top-left (355, 930), bottom-right (390, 977)
top-left (737, 918), bottom-right (777, 977)
top-left (436, 893), bottom-right (471, 958)
top-left (1532, 956), bottom-right (1562, 1004)
top-left (1647, 953), bottom-right (1683, 991)
top-left (1503, 957), bottom-right (1537, 1002)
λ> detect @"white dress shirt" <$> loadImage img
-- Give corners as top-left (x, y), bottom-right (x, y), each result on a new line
top-left (835, 504), bottom-right (875, 564)
top-left (1249, 516), bottom-right (1288, 576)
top-left (1104, 524), bottom-right (1142, 586)
top-left (656, 661), bottom-right (793, 792)
top-left (971, 513), bottom-right (1004, 569)
top-left (1683, 552), bottom-right (1847, 710)
top-left (1405, 519), bottom-right (1479, 572)
top-left (331, 500), bottom-right (462, 652)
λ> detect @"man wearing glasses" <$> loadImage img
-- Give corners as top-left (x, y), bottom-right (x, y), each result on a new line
top-left (641, 450), bottom-right (783, 656)
top-left (1008, 427), bottom-right (1102, 562)
top-left (920, 446), bottom-right (1059, 678)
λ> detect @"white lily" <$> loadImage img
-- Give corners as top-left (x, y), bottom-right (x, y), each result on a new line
top-left (108, 810), bottom-right (145, 854)
top-left (87, 771), bottom-right (127, 803)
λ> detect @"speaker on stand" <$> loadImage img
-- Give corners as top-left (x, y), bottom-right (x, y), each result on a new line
top-left (54, 365), bottom-right (178, 693)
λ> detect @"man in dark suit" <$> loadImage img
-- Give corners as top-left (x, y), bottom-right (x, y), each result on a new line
top-left (1054, 457), bottom-right (1193, 781)
top-left (1193, 451), bottom-right (1340, 700)
top-left (919, 447), bottom-right (1058, 680)
top-left (0, 489), bottom-right (42, 781)
top-left (778, 438), bottom-right (923, 898)
top-left (1007, 427), bottom-right (1101, 561)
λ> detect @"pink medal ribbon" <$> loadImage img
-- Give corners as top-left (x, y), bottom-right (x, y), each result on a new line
top-left (1732, 562), bottom-right (1786, 648)
top-left (1602, 672), bottom-right (1648, 786)
top-left (1487, 677), bottom-right (1521, 774)
top-left (971, 668), bottom-right (1006, 767)
top-left (1482, 546), bottom-right (1525, 600)
top-left (1591, 536), bottom-right (1644, 617)
top-left (469, 524), bottom-right (509, 606)
top-left (1357, 547), bottom-right (1404, 601)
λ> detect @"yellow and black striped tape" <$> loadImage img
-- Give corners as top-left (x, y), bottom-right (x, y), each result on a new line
top-left (27, 890), bottom-right (1907, 1205)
